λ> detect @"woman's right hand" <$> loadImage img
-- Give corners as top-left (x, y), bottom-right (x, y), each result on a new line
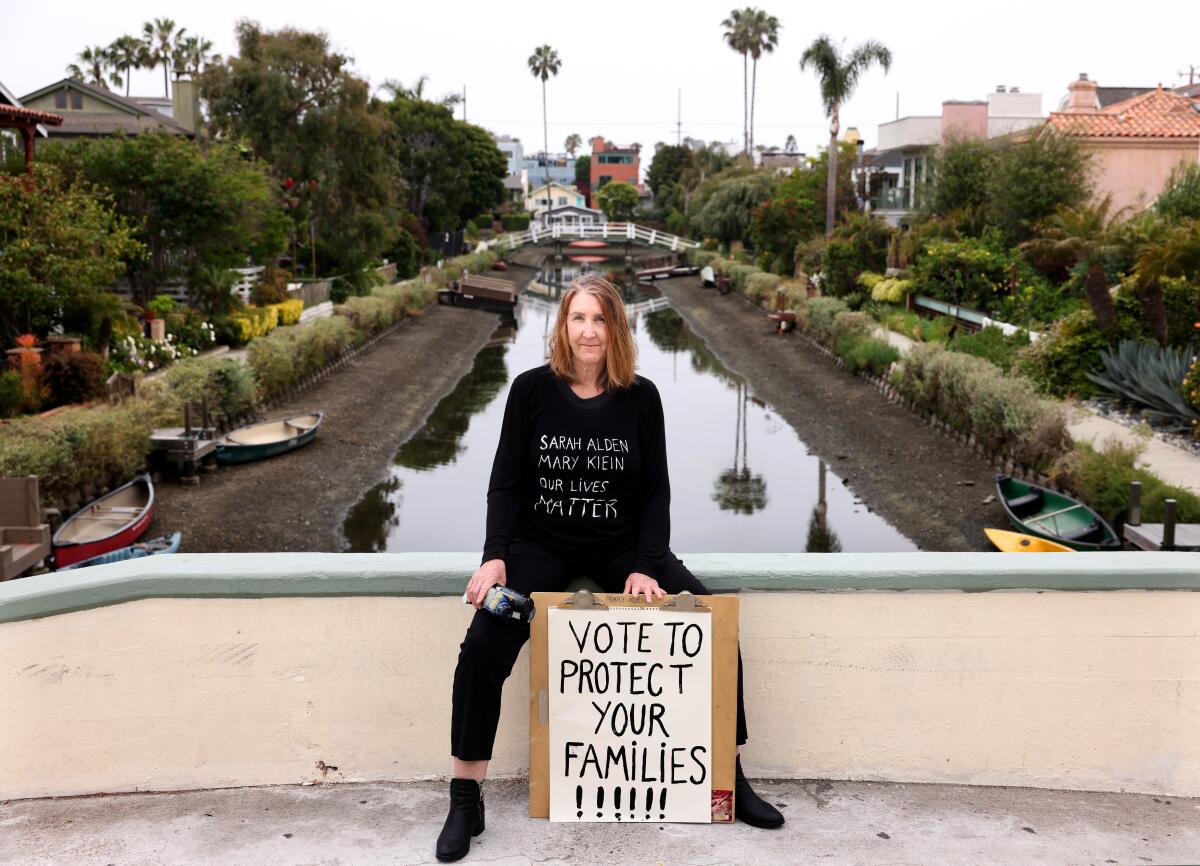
top-left (466, 559), bottom-right (507, 608)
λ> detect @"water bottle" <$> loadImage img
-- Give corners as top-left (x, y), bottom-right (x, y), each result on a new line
top-left (462, 584), bottom-right (536, 622)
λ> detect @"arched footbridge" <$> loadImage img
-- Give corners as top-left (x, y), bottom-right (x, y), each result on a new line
top-left (479, 222), bottom-right (700, 254)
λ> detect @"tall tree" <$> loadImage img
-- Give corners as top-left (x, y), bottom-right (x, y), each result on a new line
top-left (107, 35), bottom-right (147, 97)
top-left (67, 46), bottom-right (114, 88)
top-left (528, 45), bottom-right (561, 186)
top-left (800, 35), bottom-right (891, 235)
top-left (745, 9), bottom-right (780, 155)
top-left (721, 9), bottom-right (751, 158)
top-left (380, 75), bottom-right (461, 109)
top-left (143, 18), bottom-right (184, 98)
top-left (564, 133), bottom-right (582, 156)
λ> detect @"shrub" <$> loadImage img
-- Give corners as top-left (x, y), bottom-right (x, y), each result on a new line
top-left (146, 294), bottom-right (177, 317)
top-left (687, 248), bottom-right (722, 270)
top-left (820, 240), bottom-right (862, 297)
top-left (374, 279), bottom-right (436, 318)
top-left (1016, 308), bottom-right (1109, 398)
top-left (951, 326), bottom-right (1030, 373)
top-left (0, 370), bottom-right (21, 417)
top-left (745, 271), bottom-right (782, 304)
top-left (910, 234), bottom-right (1015, 310)
top-left (832, 310), bottom-right (875, 343)
top-left (991, 273), bottom-right (1084, 330)
top-left (804, 297), bottom-right (851, 344)
top-left (835, 332), bottom-right (899, 376)
top-left (250, 265), bottom-right (290, 305)
top-left (729, 263), bottom-right (759, 294)
top-left (164, 356), bottom-right (259, 426)
top-left (892, 343), bottom-right (1069, 471)
top-left (500, 212), bottom-right (530, 231)
top-left (270, 298), bottom-right (304, 326)
top-left (335, 295), bottom-right (394, 337)
top-left (41, 352), bottom-right (109, 407)
top-left (1056, 438), bottom-right (1200, 528)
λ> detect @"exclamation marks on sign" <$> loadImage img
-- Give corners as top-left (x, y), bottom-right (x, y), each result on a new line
top-left (584, 786), bottom-right (668, 821)
top-left (645, 786), bottom-right (654, 820)
top-left (614, 786), bottom-right (622, 821)
top-left (659, 787), bottom-right (667, 819)
top-left (629, 786), bottom-right (637, 818)
top-left (596, 786), bottom-right (605, 818)
top-left (575, 785), bottom-right (583, 818)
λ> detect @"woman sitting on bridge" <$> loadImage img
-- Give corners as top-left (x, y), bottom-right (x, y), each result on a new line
top-left (436, 274), bottom-right (784, 862)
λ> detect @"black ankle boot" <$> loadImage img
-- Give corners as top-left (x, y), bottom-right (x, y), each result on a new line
top-left (436, 778), bottom-right (485, 862)
top-left (735, 756), bottom-right (784, 828)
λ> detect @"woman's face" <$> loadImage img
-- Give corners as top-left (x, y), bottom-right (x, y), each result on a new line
top-left (565, 291), bottom-right (608, 370)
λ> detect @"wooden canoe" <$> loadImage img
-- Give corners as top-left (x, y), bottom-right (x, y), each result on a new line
top-left (984, 527), bottom-right (1074, 553)
top-left (60, 531), bottom-right (182, 570)
top-left (215, 412), bottom-right (324, 465)
top-left (995, 475), bottom-right (1121, 551)
top-left (52, 474), bottom-right (154, 568)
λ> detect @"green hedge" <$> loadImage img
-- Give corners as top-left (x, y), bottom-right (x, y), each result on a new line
top-left (890, 342), bottom-right (1069, 472)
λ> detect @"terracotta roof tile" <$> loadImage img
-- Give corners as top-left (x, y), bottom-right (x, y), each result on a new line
top-left (1048, 88), bottom-right (1200, 138)
top-left (0, 104), bottom-right (63, 126)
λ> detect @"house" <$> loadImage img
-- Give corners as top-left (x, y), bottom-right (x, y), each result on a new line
top-left (502, 170), bottom-right (528, 204)
top-left (494, 134), bottom-right (524, 175)
top-left (0, 79), bottom-right (62, 173)
top-left (753, 149), bottom-right (807, 175)
top-left (1045, 74), bottom-right (1200, 214)
top-left (589, 137), bottom-right (640, 207)
top-left (526, 181), bottom-right (585, 217)
top-left (868, 85), bottom-right (1045, 226)
top-left (538, 204), bottom-right (606, 228)
top-left (18, 77), bottom-right (200, 138)
top-left (523, 151), bottom-right (576, 188)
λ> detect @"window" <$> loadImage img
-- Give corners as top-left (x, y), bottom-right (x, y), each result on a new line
top-left (557, 196), bottom-right (566, 206)
top-left (54, 92), bottom-right (67, 109)
top-left (598, 175), bottom-right (612, 188)
top-left (70, 92), bottom-right (82, 110)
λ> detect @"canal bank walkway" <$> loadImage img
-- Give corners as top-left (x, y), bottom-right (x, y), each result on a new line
top-left (873, 324), bottom-right (1200, 496)
top-left (3, 778), bottom-right (1195, 865)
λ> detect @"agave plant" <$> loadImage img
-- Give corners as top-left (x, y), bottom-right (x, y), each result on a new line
top-left (1087, 340), bottom-right (1200, 432)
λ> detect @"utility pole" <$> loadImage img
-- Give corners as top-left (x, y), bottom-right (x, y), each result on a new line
top-left (676, 88), bottom-right (682, 146)
top-left (1178, 65), bottom-right (1196, 85)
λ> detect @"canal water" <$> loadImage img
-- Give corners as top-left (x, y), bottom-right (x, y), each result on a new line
top-left (342, 274), bottom-right (916, 555)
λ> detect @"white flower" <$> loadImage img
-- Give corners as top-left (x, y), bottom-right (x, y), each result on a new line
top-left (147, 362), bottom-right (154, 370)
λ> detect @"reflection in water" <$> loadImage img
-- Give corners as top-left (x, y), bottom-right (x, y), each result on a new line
top-left (711, 382), bottom-right (768, 514)
top-left (394, 344), bottom-right (510, 471)
top-left (343, 476), bottom-right (401, 552)
top-left (805, 461), bottom-right (843, 552)
top-left (643, 308), bottom-right (739, 387)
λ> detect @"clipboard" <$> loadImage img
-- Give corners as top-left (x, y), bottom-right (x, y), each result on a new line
top-left (528, 589), bottom-right (739, 822)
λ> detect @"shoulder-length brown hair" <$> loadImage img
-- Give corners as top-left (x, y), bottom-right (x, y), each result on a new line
top-left (547, 274), bottom-right (637, 391)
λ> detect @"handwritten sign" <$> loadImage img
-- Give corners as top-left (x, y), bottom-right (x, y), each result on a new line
top-left (548, 606), bottom-right (712, 823)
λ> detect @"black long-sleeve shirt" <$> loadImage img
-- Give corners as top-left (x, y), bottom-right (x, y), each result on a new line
top-left (481, 364), bottom-right (671, 579)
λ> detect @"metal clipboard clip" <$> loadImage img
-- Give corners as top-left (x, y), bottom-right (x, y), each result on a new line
top-left (661, 590), bottom-right (710, 612)
top-left (558, 588), bottom-right (608, 610)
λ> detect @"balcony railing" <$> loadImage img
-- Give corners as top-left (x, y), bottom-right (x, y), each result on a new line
top-left (871, 186), bottom-right (920, 212)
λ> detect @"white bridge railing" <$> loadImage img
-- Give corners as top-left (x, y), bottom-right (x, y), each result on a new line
top-left (480, 222), bottom-right (701, 253)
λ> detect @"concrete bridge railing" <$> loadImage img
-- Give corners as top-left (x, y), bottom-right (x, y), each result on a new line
top-left (480, 222), bottom-right (702, 254)
top-left (2, 551), bottom-right (1197, 801)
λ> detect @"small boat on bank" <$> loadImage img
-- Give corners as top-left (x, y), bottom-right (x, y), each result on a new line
top-left (52, 474), bottom-right (154, 569)
top-left (215, 412), bottom-right (324, 465)
top-left (60, 532), bottom-right (182, 570)
top-left (437, 274), bottom-right (519, 313)
top-left (995, 475), bottom-right (1121, 551)
top-left (984, 527), bottom-right (1074, 553)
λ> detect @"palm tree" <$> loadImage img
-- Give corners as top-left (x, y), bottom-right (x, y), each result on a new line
top-left (379, 75), bottom-right (461, 108)
top-left (528, 45), bottom-right (561, 186)
top-left (1023, 196), bottom-right (1125, 335)
top-left (1133, 218), bottom-right (1200, 345)
top-left (143, 18), bottom-right (185, 98)
top-left (800, 35), bottom-right (892, 235)
top-left (721, 9), bottom-right (752, 158)
top-left (564, 133), bottom-right (582, 156)
top-left (107, 35), bottom-right (146, 97)
top-left (174, 34), bottom-right (217, 78)
top-left (744, 9), bottom-right (780, 156)
top-left (67, 45), bottom-right (113, 88)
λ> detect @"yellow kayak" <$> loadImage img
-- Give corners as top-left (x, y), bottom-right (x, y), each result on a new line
top-left (985, 528), bottom-right (1074, 553)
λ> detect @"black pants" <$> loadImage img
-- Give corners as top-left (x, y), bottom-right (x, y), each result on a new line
top-left (450, 536), bottom-right (749, 760)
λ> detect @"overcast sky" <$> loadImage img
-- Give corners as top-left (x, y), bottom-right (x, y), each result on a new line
top-left (4, 0), bottom-right (1197, 167)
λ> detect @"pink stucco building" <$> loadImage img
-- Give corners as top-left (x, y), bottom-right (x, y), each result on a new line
top-left (1046, 74), bottom-right (1200, 214)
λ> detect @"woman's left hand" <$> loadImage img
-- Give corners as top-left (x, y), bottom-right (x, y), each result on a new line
top-left (624, 571), bottom-right (666, 605)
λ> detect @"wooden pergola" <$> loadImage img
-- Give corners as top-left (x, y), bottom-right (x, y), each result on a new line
top-left (0, 104), bottom-right (63, 176)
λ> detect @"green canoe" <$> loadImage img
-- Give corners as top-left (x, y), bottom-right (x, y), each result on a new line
top-left (995, 475), bottom-right (1121, 551)
top-left (216, 412), bottom-right (324, 465)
